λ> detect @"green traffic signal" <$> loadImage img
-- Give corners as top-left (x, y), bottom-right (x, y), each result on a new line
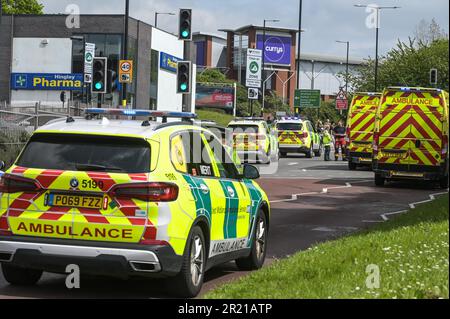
top-left (95, 82), bottom-right (103, 90)
top-left (181, 30), bottom-right (190, 38)
top-left (180, 83), bottom-right (188, 91)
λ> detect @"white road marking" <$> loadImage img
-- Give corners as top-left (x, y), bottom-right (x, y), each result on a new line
top-left (288, 162), bottom-right (298, 166)
top-left (380, 190), bottom-right (449, 221)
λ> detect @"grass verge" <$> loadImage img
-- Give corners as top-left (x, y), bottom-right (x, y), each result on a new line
top-left (205, 195), bottom-right (449, 299)
top-left (196, 109), bottom-right (235, 127)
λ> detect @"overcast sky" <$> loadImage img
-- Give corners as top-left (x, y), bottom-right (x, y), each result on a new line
top-left (40, 0), bottom-right (449, 59)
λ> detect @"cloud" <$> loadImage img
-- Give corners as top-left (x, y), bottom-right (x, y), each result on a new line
top-left (40, 0), bottom-right (449, 58)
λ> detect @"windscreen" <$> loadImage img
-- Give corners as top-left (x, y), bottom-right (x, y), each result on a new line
top-left (16, 134), bottom-right (151, 173)
top-left (277, 123), bottom-right (303, 131)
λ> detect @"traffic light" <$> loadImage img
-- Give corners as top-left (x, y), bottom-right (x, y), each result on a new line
top-left (178, 9), bottom-right (192, 41)
top-left (92, 57), bottom-right (107, 94)
top-left (60, 91), bottom-right (66, 103)
top-left (177, 61), bottom-right (191, 94)
top-left (430, 68), bottom-right (438, 86)
top-left (107, 69), bottom-right (118, 93)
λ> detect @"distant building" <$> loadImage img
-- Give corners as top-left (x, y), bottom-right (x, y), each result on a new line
top-left (196, 24), bottom-right (364, 108)
top-left (193, 32), bottom-right (227, 71)
top-left (297, 53), bottom-right (364, 101)
top-left (0, 14), bottom-right (195, 112)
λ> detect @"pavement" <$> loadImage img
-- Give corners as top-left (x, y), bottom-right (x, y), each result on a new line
top-left (0, 155), bottom-right (447, 299)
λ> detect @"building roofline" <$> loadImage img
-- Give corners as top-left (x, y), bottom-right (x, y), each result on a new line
top-left (219, 25), bottom-right (303, 35)
top-left (298, 53), bottom-right (365, 65)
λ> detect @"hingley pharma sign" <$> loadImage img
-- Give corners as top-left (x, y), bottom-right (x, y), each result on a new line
top-left (11, 73), bottom-right (83, 91)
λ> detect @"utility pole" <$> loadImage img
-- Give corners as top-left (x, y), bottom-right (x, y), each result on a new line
top-left (122, 0), bottom-right (130, 107)
top-left (336, 41), bottom-right (350, 97)
top-left (354, 4), bottom-right (400, 92)
top-left (297, 0), bottom-right (303, 90)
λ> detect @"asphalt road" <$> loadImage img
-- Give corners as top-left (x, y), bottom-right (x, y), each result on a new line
top-left (0, 155), bottom-right (446, 299)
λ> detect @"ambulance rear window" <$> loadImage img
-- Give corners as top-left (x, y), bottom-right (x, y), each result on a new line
top-left (229, 124), bottom-right (260, 134)
top-left (277, 123), bottom-right (303, 131)
top-left (17, 134), bottom-right (150, 173)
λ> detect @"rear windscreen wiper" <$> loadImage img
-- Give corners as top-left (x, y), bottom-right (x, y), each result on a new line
top-left (75, 163), bottom-right (124, 172)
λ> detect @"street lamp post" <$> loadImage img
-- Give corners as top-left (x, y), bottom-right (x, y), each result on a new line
top-left (336, 40), bottom-right (350, 97)
top-left (155, 12), bottom-right (175, 28)
top-left (354, 4), bottom-right (400, 92)
top-left (297, 0), bottom-right (303, 90)
top-left (262, 19), bottom-right (280, 111)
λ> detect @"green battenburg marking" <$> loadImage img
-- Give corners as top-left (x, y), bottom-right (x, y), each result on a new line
top-left (183, 175), bottom-right (212, 222)
top-left (220, 181), bottom-right (239, 239)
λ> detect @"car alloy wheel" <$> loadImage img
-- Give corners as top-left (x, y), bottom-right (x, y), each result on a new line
top-left (255, 216), bottom-right (266, 262)
top-left (190, 235), bottom-right (205, 287)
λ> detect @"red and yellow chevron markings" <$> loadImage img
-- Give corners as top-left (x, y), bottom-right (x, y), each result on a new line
top-left (2, 166), bottom-right (157, 242)
top-left (348, 94), bottom-right (380, 154)
top-left (377, 90), bottom-right (445, 166)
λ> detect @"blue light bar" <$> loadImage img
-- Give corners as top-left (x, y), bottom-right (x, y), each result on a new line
top-left (85, 108), bottom-right (197, 119)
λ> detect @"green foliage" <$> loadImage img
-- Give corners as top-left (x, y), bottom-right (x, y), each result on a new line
top-left (299, 101), bottom-right (345, 125)
top-left (349, 38), bottom-right (449, 92)
top-left (196, 109), bottom-right (235, 127)
top-left (1, 0), bottom-right (44, 14)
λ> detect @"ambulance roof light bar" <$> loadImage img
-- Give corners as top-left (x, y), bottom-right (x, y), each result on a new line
top-left (85, 108), bottom-right (197, 123)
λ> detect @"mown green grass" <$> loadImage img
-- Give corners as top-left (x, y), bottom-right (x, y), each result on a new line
top-left (196, 109), bottom-right (235, 127)
top-left (205, 195), bottom-right (449, 299)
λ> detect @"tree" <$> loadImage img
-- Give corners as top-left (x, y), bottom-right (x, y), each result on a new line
top-left (349, 38), bottom-right (449, 92)
top-left (414, 18), bottom-right (448, 46)
top-left (1, 0), bottom-right (44, 15)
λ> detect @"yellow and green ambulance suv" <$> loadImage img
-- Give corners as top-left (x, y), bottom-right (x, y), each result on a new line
top-left (0, 109), bottom-right (271, 298)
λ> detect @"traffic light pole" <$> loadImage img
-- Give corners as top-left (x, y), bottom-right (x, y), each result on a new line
top-left (122, 0), bottom-right (130, 107)
top-left (182, 41), bottom-right (193, 113)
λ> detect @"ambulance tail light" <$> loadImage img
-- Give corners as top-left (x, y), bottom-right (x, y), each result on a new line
top-left (0, 174), bottom-right (41, 194)
top-left (346, 127), bottom-right (351, 143)
top-left (373, 132), bottom-right (380, 155)
top-left (109, 182), bottom-right (179, 202)
top-left (442, 135), bottom-right (448, 159)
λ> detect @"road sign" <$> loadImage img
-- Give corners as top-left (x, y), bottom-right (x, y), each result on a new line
top-left (246, 49), bottom-right (262, 88)
top-left (119, 60), bottom-right (133, 84)
top-left (294, 89), bottom-right (321, 108)
top-left (335, 87), bottom-right (348, 110)
top-left (84, 43), bottom-right (95, 83)
top-left (248, 88), bottom-right (259, 100)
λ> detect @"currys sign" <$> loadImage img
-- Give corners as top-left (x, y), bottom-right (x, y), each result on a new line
top-left (256, 35), bottom-right (292, 66)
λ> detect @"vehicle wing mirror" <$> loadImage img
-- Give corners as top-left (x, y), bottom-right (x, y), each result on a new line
top-left (0, 161), bottom-right (5, 171)
top-left (242, 164), bottom-right (260, 180)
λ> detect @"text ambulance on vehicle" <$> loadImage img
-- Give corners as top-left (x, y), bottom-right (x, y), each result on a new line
top-left (227, 118), bottom-right (279, 163)
top-left (346, 92), bottom-right (381, 170)
top-left (276, 117), bottom-right (322, 158)
top-left (0, 109), bottom-right (271, 298)
top-left (372, 87), bottom-right (449, 188)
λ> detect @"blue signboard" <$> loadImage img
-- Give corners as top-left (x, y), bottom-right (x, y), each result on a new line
top-left (11, 73), bottom-right (84, 91)
top-left (160, 52), bottom-right (182, 73)
top-left (256, 35), bottom-right (292, 66)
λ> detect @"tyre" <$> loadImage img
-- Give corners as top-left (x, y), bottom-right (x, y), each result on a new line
top-left (236, 211), bottom-right (267, 271)
top-left (439, 175), bottom-right (449, 189)
top-left (375, 173), bottom-right (385, 187)
top-left (348, 161), bottom-right (357, 171)
top-left (167, 226), bottom-right (206, 298)
top-left (1, 263), bottom-right (42, 286)
top-left (305, 145), bottom-right (313, 159)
